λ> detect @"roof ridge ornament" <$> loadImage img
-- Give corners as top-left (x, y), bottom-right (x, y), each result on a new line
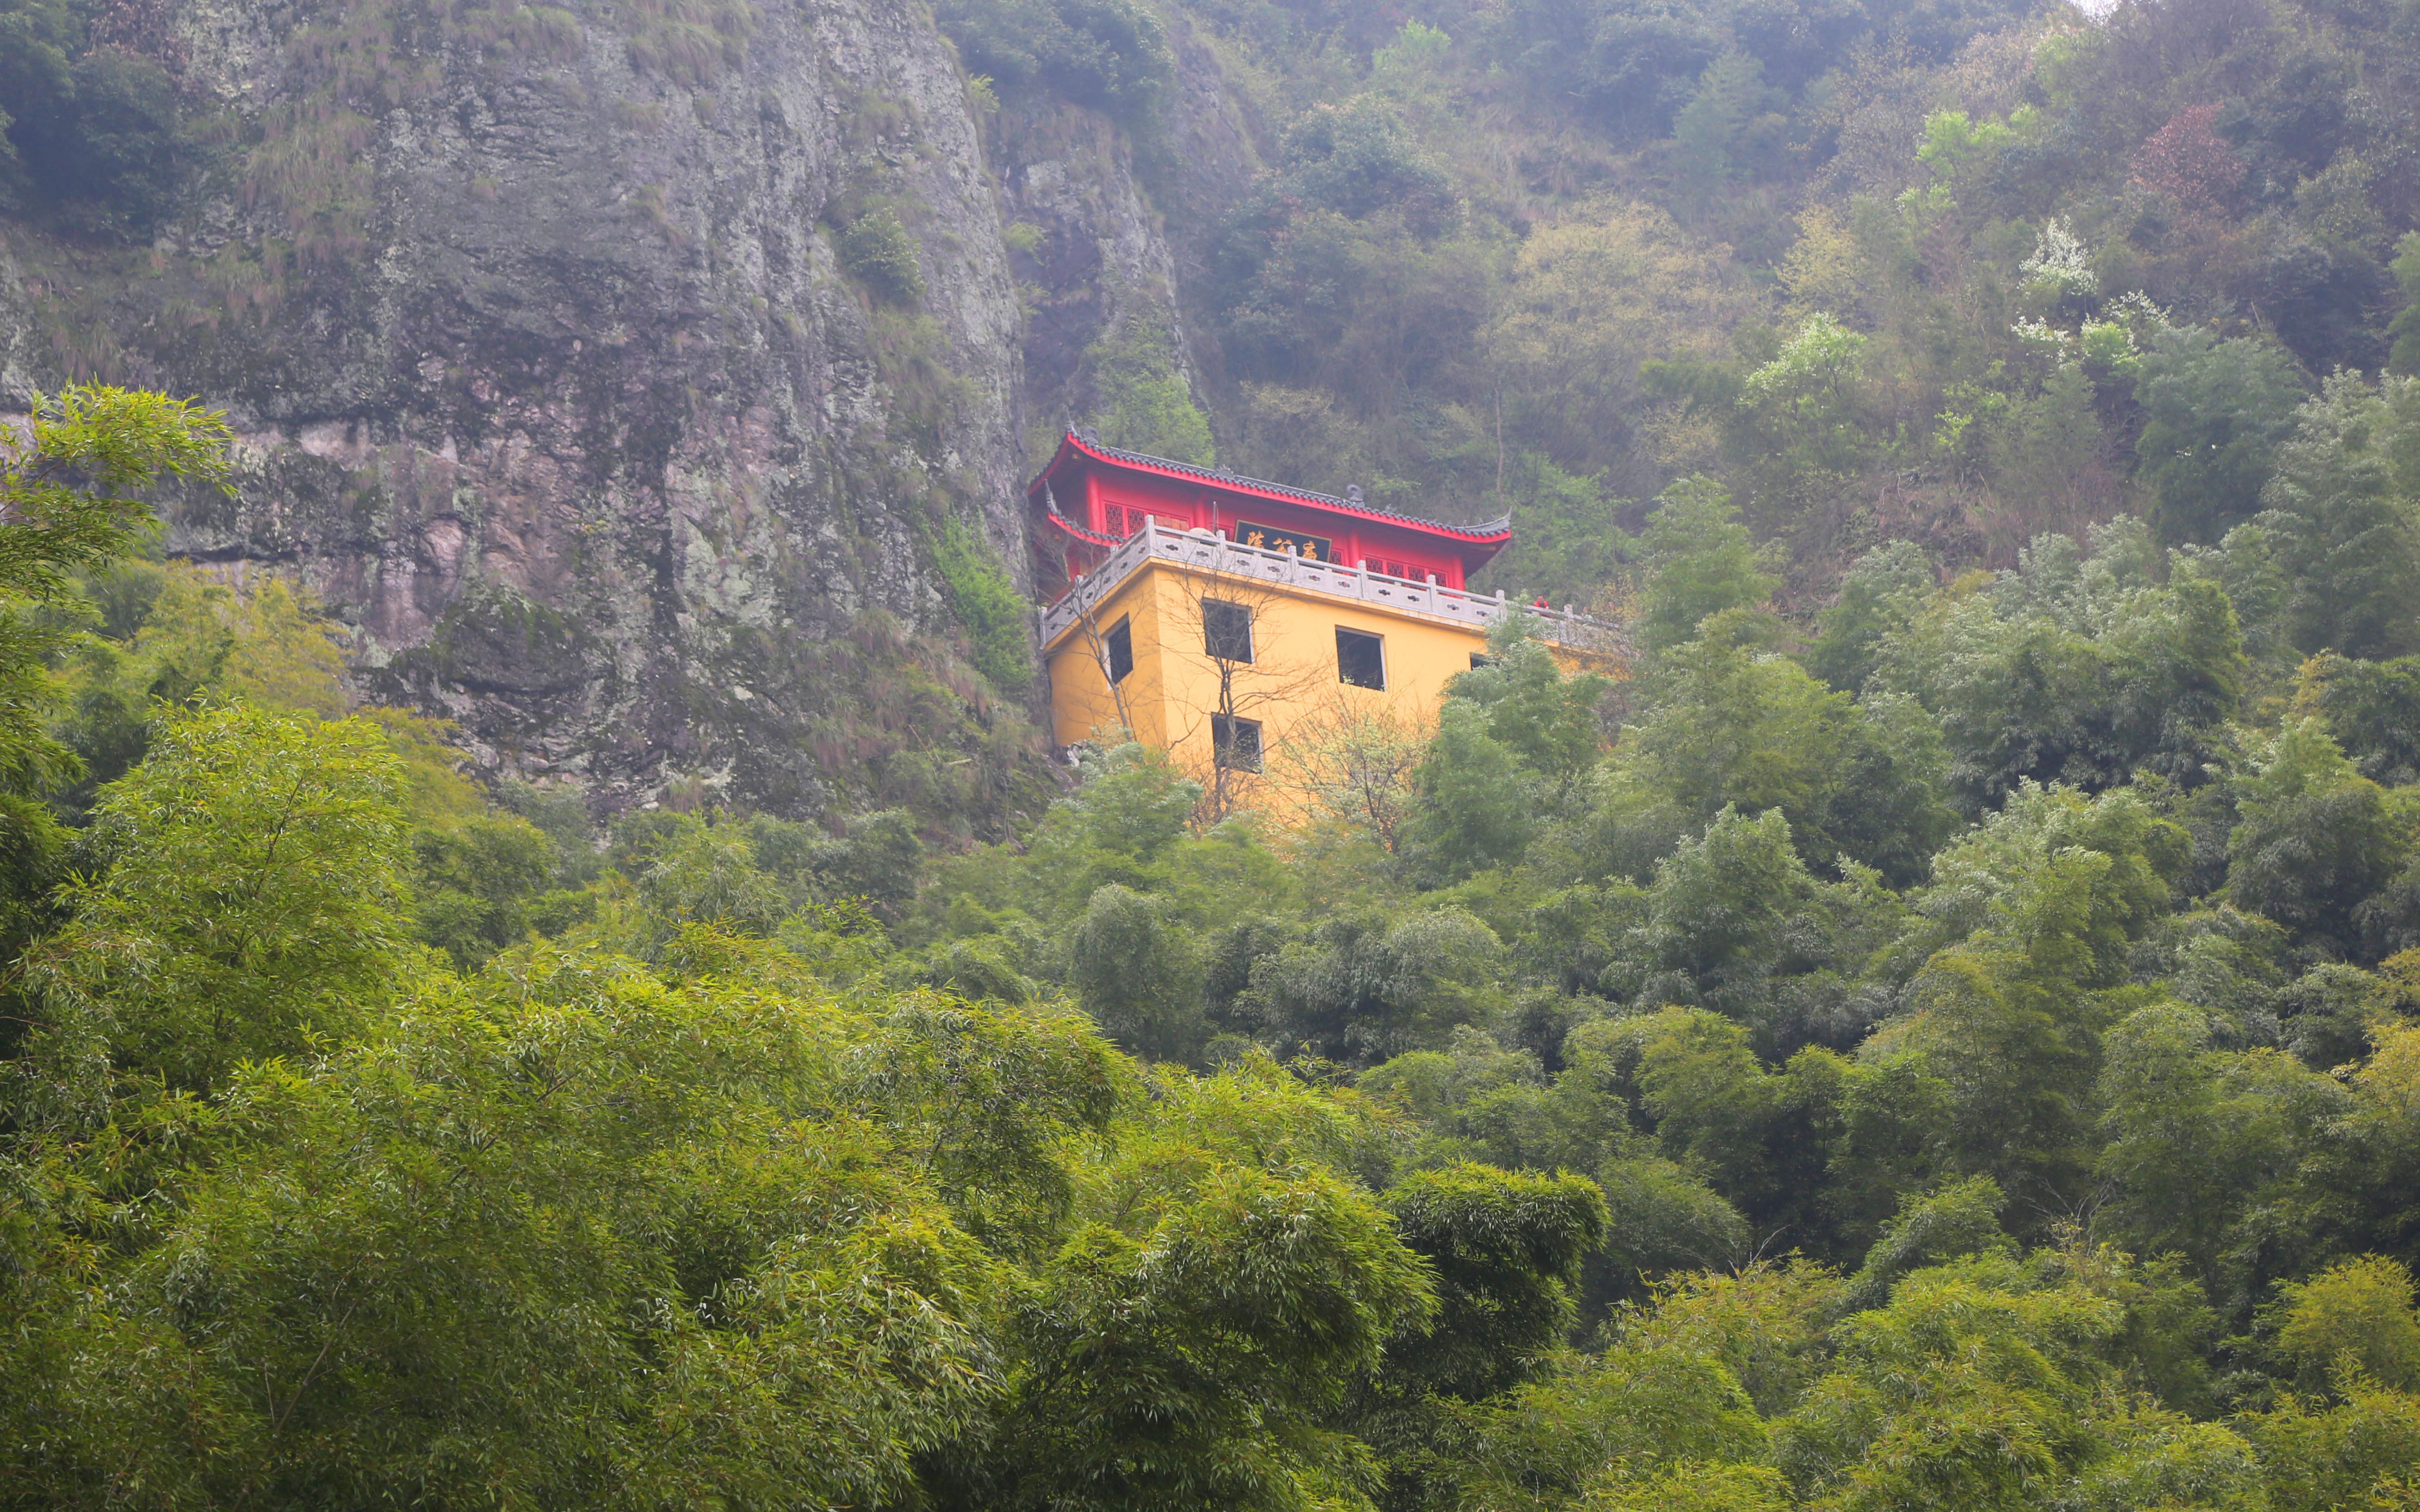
top-left (1346, 484), bottom-right (1364, 504)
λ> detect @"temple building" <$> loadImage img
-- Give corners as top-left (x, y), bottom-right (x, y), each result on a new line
top-left (1026, 430), bottom-right (1623, 790)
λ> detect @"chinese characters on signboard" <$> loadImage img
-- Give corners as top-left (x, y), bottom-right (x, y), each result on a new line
top-left (1232, 522), bottom-right (1334, 562)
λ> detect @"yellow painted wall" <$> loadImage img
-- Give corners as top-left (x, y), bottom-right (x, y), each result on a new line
top-left (1043, 559), bottom-right (1501, 798)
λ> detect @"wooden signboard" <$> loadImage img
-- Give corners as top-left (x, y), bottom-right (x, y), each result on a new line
top-left (1231, 521), bottom-right (1335, 563)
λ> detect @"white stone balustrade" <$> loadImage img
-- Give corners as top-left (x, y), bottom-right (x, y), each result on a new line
top-left (1037, 524), bottom-right (1629, 658)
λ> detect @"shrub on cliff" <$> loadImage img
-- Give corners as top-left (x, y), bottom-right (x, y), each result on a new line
top-left (840, 206), bottom-right (927, 306)
top-left (0, 0), bottom-right (189, 236)
top-left (936, 0), bottom-right (1172, 123)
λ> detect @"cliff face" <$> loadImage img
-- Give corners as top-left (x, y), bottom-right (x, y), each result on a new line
top-left (0, 0), bottom-right (1240, 825)
top-left (0, 237), bottom-right (37, 404)
top-left (997, 10), bottom-right (1257, 469)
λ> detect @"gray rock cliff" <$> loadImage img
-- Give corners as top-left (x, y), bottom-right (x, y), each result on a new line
top-left (0, 0), bottom-right (1247, 828)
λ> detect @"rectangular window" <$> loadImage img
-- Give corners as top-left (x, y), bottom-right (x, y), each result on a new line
top-left (1211, 714), bottom-right (1263, 772)
top-left (1336, 627), bottom-right (1386, 690)
top-left (1105, 618), bottom-right (1134, 683)
top-left (1470, 652), bottom-right (1494, 670)
top-left (1107, 505), bottom-right (1176, 537)
top-left (1202, 599), bottom-right (1254, 663)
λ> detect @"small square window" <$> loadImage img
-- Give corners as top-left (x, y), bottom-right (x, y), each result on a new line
top-left (1336, 627), bottom-right (1386, 690)
top-left (1202, 599), bottom-right (1254, 663)
top-left (1469, 652), bottom-right (1494, 670)
top-left (1105, 618), bottom-right (1134, 683)
top-left (1211, 714), bottom-right (1263, 772)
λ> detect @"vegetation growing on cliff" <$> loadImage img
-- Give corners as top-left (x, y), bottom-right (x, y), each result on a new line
top-left (938, 0), bottom-right (1173, 123)
top-left (0, 0), bottom-right (190, 236)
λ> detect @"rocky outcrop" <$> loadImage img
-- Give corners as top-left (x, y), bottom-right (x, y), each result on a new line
top-left (0, 0), bottom-right (1264, 825)
top-left (1157, 10), bottom-right (1264, 286)
top-left (998, 102), bottom-right (1195, 457)
top-left (991, 15), bottom-right (1258, 464)
top-left (0, 240), bottom-right (37, 406)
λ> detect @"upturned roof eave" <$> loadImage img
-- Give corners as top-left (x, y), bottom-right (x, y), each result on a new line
top-left (1025, 430), bottom-right (1513, 558)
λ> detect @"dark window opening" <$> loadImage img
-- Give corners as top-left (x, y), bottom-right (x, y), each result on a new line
top-left (1105, 618), bottom-right (1134, 683)
top-left (1470, 653), bottom-right (1494, 670)
top-left (1337, 627), bottom-right (1386, 690)
top-left (1211, 714), bottom-right (1264, 772)
top-left (1203, 599), bottom-right (1254, 663)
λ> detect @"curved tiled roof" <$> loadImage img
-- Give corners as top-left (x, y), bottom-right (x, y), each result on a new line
top-left (1026, 430), bottom-right (1514, 546)
top-left (1040, 489), bottom-right (1120, 547)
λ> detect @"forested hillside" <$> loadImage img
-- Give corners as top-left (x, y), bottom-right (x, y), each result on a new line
top-left (9, 384), bottom-right (2420, 1505)
top-left (1012, 0), bottom-right (2420, 615)
top-left (7, 0), bottom-right (2420, 1507)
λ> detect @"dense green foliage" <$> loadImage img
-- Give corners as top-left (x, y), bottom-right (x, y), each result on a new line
top-left (10, 363), bottom-right (2420, 1509)
top-left (9, 0), bottom-right (2420, 1502)
top-left (937, 0), bottom-right (1173, 121)
top-left (0, 0), bottom-right (191, 236)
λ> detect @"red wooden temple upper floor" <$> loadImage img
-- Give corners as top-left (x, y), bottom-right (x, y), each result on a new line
top-left (1025, 430), bottom-right (1512, 601)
